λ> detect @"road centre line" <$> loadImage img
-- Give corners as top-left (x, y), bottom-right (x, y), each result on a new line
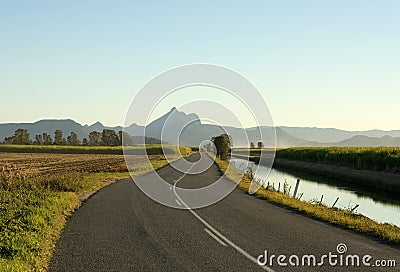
top-left (172, 170), bottom-right (275, 272)
top-left (204, 228), bottom-right (228, 247)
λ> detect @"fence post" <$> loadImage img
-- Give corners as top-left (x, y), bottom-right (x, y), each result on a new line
top-left (332, 197), bottom-right (339, 208)
top-left (319, 195), bottom-right (324, 204)
top-left (293, 179), bottom-right (301, 198)
top-left (351, 204), bottom-right (359, 212)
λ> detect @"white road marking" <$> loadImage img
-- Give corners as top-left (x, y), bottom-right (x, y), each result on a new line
top-left (204, 228), bottom-right (228, 247)
top-left (172, 172), bottom-right (275, 272)
top-left (175, 199), bottom-right (182, 206)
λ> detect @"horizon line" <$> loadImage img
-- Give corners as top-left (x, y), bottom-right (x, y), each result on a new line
top-left (0, 118), bottom-right (399, 132)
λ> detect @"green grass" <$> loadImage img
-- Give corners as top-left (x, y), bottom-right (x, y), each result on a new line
top-left (276, 147), bottom-right (400, 172)
top-left (0, 144), bottom-right (192, 156)
top-left (0, 173), bottom-right (86, 272)
top-left (0, 156), bottom-right (176, 271)
top-left (0, 189), bottom-right (78, 272)
top-left (214, 157), bottom-right (400, 246)
top-left (233, 146), bottom-right (400, 172)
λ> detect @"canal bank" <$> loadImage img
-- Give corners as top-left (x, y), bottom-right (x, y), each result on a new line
top-left (273, 158), bottom-right (400, 201)
top-left (231, 158), bottom-right (400, 227)
top-left (218, 156), bottom-right (400, 246)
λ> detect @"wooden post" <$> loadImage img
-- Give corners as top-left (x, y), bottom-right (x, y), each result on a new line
top-left (293, 179), bottom-right (301, 198)
top-left (332, 197), bottom-right (339, 208)
top-left (278, 182), bottom-right (280, 192)
top-left (319, 195), bottom-right (324, 204)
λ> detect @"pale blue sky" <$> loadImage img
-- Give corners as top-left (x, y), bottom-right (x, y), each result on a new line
top-left (1, 1), bottom-right (399, 130)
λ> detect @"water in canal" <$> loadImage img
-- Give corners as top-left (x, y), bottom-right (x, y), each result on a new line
top-left (230, 158), bottom-right (400, 227)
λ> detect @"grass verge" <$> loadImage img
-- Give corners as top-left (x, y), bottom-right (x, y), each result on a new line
top-left (0, 156), bottom-right (173, 271)
top-left (214, 157), bottom-right (400, 247)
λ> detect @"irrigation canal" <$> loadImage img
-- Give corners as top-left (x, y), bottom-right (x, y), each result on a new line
top-left (230, 158), bottom-right (400, 227)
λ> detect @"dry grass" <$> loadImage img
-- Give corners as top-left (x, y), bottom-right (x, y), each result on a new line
top-left (0, 152), bottom-right (174, 271)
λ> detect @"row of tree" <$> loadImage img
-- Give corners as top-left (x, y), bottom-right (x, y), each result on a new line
top-left (208, 135), bottom-right (265, 160)
top-left (2, 128), bottom-right (134, 146)
top-left (250, 141), bottom-right (264, 149)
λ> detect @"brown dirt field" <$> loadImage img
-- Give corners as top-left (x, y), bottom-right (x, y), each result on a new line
top-left (0, 153), bottom-right (163, 179)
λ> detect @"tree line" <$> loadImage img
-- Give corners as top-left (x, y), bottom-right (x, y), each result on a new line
top-left (208, 134), bottom-right (265, 160)
top-left (2, 128), bottom-right (134, 146)
top-left (250, 141), bottom-right (264, 149)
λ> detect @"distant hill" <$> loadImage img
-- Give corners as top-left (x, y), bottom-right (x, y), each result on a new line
top-left (280, 126), bottom-right (400, 143)
top-left (1, 109), bottom-right (400, 147)
top-left (334, 135), bottom-right (400, 147)
top-left (145, 107), bottom-right (205, 145)
top-left (0, 119), bottom-right (88, 141)
top-left (142, 108), bottom-right (400, 147)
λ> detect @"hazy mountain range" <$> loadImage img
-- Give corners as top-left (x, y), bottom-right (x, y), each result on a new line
top-left (1, 108), bottom-right (400, 147)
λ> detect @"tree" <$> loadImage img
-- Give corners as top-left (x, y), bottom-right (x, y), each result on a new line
top-left (54, 130), bottom-right (64, 145)
top-left (250, 142), bottom-right (255, 149)
top-left (67, 132), bottom-right (80, 146)
top-left (3, 136), bottom-right (15, 144)
top-left (204, 143), bottom-right (212, 152)
top-left (118, 131), bottom-right (134, 146)
top-left (14, 129), bottom-right (30, 145)
top-left (43, 133), bottom-right (53, 145)
top-left (34, 134), bottom-right (43, 145)
top-left (101, 129), bottom-right (119, 146)
top-left (88, 131), bottom-right (101, 146)
top-left (257, 141), bottom-right (264, 149)
top-left (211, 133), bottom-right (232, 160)
top-left (82, 138), bottom-right (88, 146)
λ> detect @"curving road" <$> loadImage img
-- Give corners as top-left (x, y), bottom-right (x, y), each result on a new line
top-left (49, 153), bottom-right (399, 271)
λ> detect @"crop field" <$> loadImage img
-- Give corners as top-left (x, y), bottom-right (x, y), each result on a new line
top-left (1, 153), bottom-right (128, 178)
top-left (232, 147), bottom-right (400, 173)
top-left (276, 147), bottom-right (400, 173)
top-left (0, 152), bottom-right (171, 179)
top-left (0, 152), bottom-right (174, 271)
top-left (0, 144), bottom-right (192, 156)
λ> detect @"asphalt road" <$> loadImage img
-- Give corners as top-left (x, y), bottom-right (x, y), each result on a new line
top-left (49, 153), bottom-right (399, 271)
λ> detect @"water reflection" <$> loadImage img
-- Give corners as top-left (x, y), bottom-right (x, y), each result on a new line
top-left (230, 158), bottom-right (400, 227)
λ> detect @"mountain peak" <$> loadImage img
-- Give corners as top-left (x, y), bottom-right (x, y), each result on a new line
top-left (89, 121), bottom-right (103, 127)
